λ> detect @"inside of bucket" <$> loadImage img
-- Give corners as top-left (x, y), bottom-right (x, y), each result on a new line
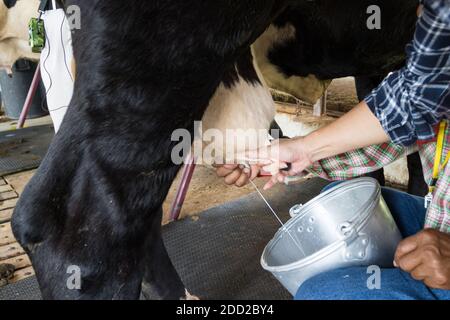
top-left (263, 182), bottom-right (376, 267)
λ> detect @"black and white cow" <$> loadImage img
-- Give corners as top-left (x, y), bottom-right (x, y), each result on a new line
top-left (11, 0), bottom-right (422, 300)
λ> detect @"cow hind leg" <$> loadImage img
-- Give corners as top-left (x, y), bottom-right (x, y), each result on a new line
top-left (140, 208), bottom-right (192, 300)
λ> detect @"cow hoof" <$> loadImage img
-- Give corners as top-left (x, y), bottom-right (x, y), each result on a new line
top-left (183, 289), bottom-right (200, 300)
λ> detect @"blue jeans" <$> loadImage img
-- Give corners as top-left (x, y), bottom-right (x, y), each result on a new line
top-left (294, 182), bottom-right (450, 300)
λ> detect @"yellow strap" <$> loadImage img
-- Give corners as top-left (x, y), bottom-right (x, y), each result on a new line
top-left (432, 121), bottom-right (447, 180)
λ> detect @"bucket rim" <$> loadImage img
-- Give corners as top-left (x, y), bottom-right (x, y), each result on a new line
top-left (261, 239), bottom-right (345, 272)
top-left (261, 177), bottom-right (380, 272)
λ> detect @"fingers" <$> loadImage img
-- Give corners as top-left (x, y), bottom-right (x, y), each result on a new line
top-left (224, 168), bottom-right (243, 185)
top-left (394, 248), bottom-right (422, 273)
top-left (235, 171), bottom-right (250, 187)
top-left (249, 165), bottom-right (260, 180)
top-left (289, 161), bottom-right (309, 176)
top-left (395, 235), bottom-right (420, 263)
top-left (216, 164), bottom-right (255, 187)
top-left (261, 160), bottom-right (304, 190)
top-left (409, 257), bottom-right (449, 289)
top-left (410, 264), bottom-right (428, 282)
top-left (216, 165), bottom-right (237, 178)
top-left (263, 172), bottom-right (287, 190)
top-left (394, 230), bottom-right (450, 289)
top-left (395, 229), bottom-right (441, 265)
top-left (263, 177), bottom-right (277, 190)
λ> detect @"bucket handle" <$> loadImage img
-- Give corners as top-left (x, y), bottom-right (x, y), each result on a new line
top-left (339, 221), bottom-right (356, 238)
top-left (289, 204), bottom-right (303, 218)
top-left (339, 220), bottom-right (371, 261)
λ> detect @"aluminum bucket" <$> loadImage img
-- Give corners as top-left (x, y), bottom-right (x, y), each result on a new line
top-left (261, 177), bottom-right (402, 296)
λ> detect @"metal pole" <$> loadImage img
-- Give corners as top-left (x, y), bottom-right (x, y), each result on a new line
top-left (169, 153), bottom-right (196, 221)
top-left (17, 64), bottom-right (41, 129)
top-left (312, 90), bottom-right (328, 117)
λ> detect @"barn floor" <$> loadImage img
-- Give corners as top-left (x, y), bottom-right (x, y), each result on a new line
top-left (0, 77), bottom-right (403, 298)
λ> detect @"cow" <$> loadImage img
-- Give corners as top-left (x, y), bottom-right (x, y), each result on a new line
top-left (0, 0), bottom-right (40, 75)
top-left (11, 0), bottom-right (422, 300)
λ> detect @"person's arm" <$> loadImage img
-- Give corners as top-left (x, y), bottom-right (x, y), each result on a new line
top-left (364, 0), bottom-right (450, 146)
top-left (246, 101), bottom-right (390, 189)
top-left (303, 101), bottom-right (389, 162)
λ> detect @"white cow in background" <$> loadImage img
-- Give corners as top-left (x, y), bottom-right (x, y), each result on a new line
top-left (0, 0), bottom-right (40, 75)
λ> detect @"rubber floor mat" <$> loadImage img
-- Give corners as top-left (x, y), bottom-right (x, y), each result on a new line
top-left (0, 125), bottom-right (54, 176)
top-left (0, 178), bottom-right (329, 300)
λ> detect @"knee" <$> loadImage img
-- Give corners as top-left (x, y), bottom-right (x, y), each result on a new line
top-left (295, 271), bottom-right (340, 300)
top-left (294, 267), bottom-right (368, 300)
top-left (295, 278), bottom-right (323, 300)
top-left (11, 201), bottom-right (44, 248)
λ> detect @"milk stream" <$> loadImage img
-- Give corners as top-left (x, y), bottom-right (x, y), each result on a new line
top-left (249, 180), bottom-right (306, 256)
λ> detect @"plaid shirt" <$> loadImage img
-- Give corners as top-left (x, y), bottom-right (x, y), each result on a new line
top-left (365, 0), bottom-right (450, 146)
top-left (308, 120), bottom-right (450, 234)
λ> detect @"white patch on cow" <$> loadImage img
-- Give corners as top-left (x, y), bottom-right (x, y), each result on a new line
top-left (0, 0), bottom-right (40, 70)
top-left (252, 24), bottom-right (330, 104)
top-left (200, 63), bottom-right (275, 164)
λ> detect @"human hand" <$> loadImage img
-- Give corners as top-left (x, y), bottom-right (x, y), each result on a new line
top-left (245, 137), bottom-right (313, 190)
top-left (214, 164), bottom-right (260, 187)
top-left (394, 229), bottom-right (450, 290)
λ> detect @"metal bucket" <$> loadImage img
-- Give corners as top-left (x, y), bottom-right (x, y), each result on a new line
top-left (0, 59), bottom-right (48, 120)
top-left (261, 177), bottom-right (402, 296)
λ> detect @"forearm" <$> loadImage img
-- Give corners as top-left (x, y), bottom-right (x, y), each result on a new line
top-left (303, 101), bottom-right (389, 162)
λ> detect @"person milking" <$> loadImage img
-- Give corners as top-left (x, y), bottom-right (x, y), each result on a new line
top-left (217, 0), bottom-right (450, 299)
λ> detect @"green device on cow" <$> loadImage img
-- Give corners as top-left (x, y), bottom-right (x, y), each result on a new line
top-left (29, 18), bottom-right (45, 53)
